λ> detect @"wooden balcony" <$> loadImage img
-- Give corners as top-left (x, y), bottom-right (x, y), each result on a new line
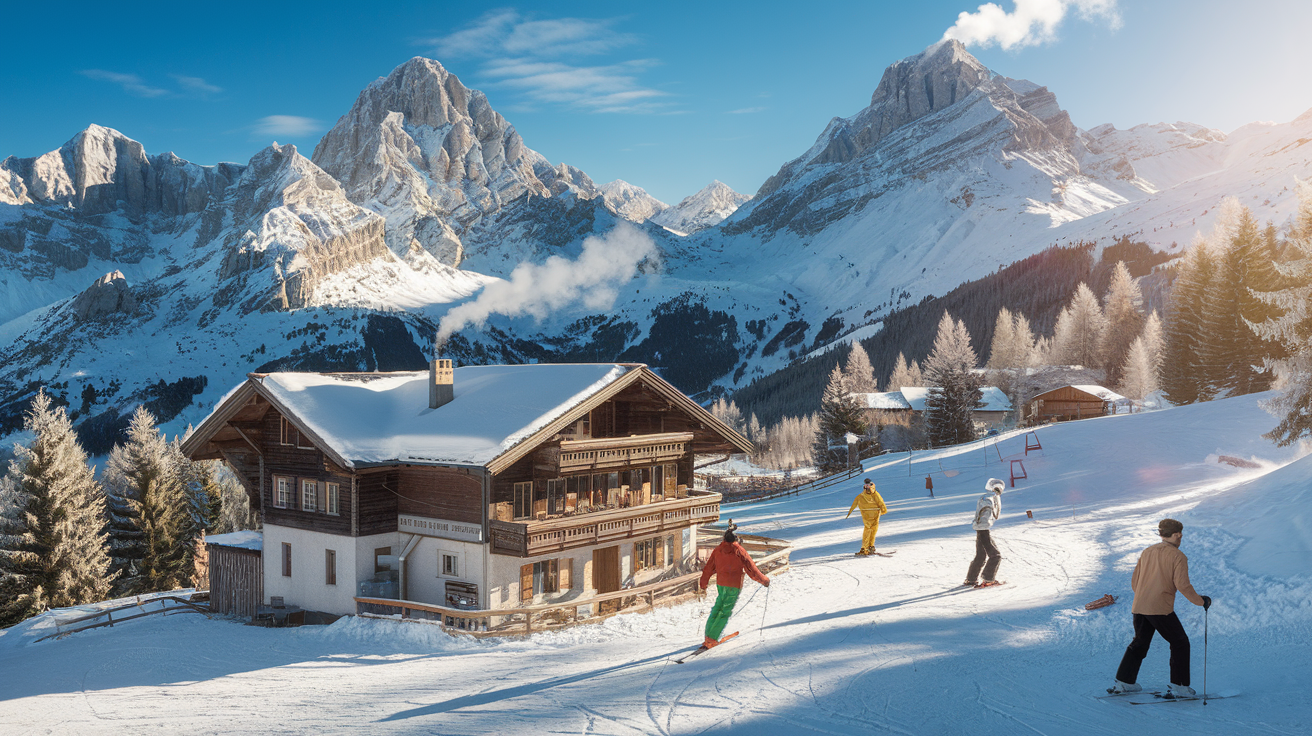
top-left (490, 490), bottom-right (721, 557)
top-left (542, 432), bottom-right (693, 474)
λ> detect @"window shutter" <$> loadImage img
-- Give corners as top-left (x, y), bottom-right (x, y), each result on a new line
top-left (520, 564), bottom-right (533, 603)
top-left (560, 558), bottom-right (573, 590)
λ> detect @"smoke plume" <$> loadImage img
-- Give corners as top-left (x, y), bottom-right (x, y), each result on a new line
top-left (436, 223), bottom-right (658, 351)
top-left (943, 0), bottom-right (1121, 51)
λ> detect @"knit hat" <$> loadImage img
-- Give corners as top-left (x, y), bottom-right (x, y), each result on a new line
top-left (986, 478), bottom-right (1005, 492)
top-left (1159, 518), bottom-right (1183, 537)
top-left (863, 478), bottom-right (875, 488)
top-left (723, 519), bottom-right (738, 543)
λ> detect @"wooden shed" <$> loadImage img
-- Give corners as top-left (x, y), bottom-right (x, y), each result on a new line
top-left (206, 531), bottom-right (264, 618)
top-left (1027, 385), bottom-right (1125, 424)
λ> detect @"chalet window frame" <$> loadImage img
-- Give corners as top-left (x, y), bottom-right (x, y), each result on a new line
top-left (662, 463), bottom-right (677, 494)
top-left (546, 478), bottom-right (565, 515)
top-left (533, 559), bottom-right (559, 595)
top-left (439, 550), bottom-right (460, 578)
top-left (295, 426), bottom-right (316, 450)
top-left (301, 480), bottom-right (318, 512)
top-left (326, 482), bottom-right (339, 516)
top-left (282, 542), bottom-right (292, 577)
top-left (279, 416), bottom-right (293, 446)
top-left (633, 537), bottom-right (665, 572)
top-left (513, 481), bottom-right (533, 520)
top-left (274, 475), bottom-right (293, 509)
top-left (325, 549), bottom-right (336, 585)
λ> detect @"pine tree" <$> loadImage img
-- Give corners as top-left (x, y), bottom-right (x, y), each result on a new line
top-left (844, 342), bottom-right (878, 394)
top-left (1101, 261), bottom-right (1145, 386)
top-left (1254, 179), bottom-right (1312, 445)
top-left (923, 313), bottom-right (984, 447)
top-left (1010, 312), bottom-right (1037, 370)
top-left (812, 365), bottom-right (869, 473)
top-left (987, 308), bottom-right (1017, 370)
top-left (103, 406), bottom-right (189, 595)
top-left (1161, 240), bottom-right (1217, 404)
top-left (710, 398), bottom-right (745, 435)
top-left (212, 464), bottom-right (254, 534)
top-left (1118, 336), bottom-right (1159, 401)
top-left (888, 352), bottom-right (923, 391)
top-left (0, 391), bottom-right (113, 625)
top-left (1052, 283), bottom-right (1106, 368)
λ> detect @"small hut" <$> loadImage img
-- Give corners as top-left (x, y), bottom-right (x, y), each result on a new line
top-left (1026, 385), bottom-right (1126, 424)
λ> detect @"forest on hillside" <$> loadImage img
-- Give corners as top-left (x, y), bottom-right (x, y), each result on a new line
top-left (732, 238), bottom-right (1175, 426)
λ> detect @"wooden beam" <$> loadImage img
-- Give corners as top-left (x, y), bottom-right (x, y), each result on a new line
top-left (232, 425), bottom-right (262, 456)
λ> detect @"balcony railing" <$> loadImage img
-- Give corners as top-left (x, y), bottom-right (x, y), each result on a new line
top-left (490, 490), bottom-right (721, 557)
top-left (545, 432), bottom-right (693, 473)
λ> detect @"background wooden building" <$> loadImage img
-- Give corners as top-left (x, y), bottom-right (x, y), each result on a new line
top-left (1026, 385), bottom-right (1127, 424)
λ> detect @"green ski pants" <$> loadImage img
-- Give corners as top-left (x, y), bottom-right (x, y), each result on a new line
top-left (704, 585), bottom-right (742, 641)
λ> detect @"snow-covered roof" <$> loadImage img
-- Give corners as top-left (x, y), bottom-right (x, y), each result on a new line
top-left (1070, 385), bottom-right (1129, 403)
top-left (255, 364), bottom-right (631, 468)
top-left (205, 531), bottom-right (263, 551)
top-left (857, 387), bottom-right (1011, 413)
top-left (853, 391), bottom-right (912, 410)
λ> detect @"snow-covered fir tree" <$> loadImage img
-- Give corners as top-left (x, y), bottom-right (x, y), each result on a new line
top-left (1253, 179), bottom-right (1312, 445)
top-left (710, 398), bottom-right (746, 435)
top-left (1052, 283), bottom-right (1106, 368)
top-left (1118, 336), bottom-right (1159, 401)
top-left (887, 352), bottom-right (924, 391)
top-left (1198, 202), bottom-right (1283, 397)
top-left (211, 464), bottom-right (254, 534)
top-left (843, 342), bottom-right (878, 393)
top-left (1100, 261), bottom-right (1145, 386)
top-left (986, 308), bottom-right (1017, 370)
top-left (103, 406), bottom-right (190, 595)
top-left (812, 365), bottom-right (870, 473)
top-left (923, 313), bottom-right (984, 447)
top-left (0, 391), bottom-right (113, 625)
top-left (756, 414), bottom-right (820, 470)
top-left (1162, 239), bottom-right (1217, 404)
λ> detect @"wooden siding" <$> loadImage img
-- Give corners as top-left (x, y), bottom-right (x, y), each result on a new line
top-left (357, 471), bottom-right (400, 536)
top-left (1028, 386), bottom-right (1110, 422)
top-left (207, 544), bottom-right (263, 618)
top-left (258, 406), bottom-right (355, 535)
top-left (490, 492), bottom-right (721, 557)
top-left (396, 467), bottom-right (482, 524)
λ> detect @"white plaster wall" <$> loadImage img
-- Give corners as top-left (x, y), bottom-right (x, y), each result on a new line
top-left (403, 536), bottom-right (486, 608)
top-left (262, 523), bottom-right (397, 615)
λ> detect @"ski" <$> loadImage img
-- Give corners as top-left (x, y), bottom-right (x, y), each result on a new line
top-left (870, 550), bottom-right (897, 557)
top-left (1096, 689), bottom-right (1163, 700)
top-left (675, 632), bottom-right (739, 664)
top-left (1127, 692), bottom-right (1237, 705)
top-left (973, 580), bottom-right (1006, 589)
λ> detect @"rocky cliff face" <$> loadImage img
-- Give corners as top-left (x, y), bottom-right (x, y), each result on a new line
top-left (0, 125), bottom-right (236, 218)
top-left (311, 57), bottom-right (597, 267)
top-left (69, 270), bottom-right (137, 320)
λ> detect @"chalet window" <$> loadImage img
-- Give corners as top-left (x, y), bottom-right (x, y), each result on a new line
top-left (663, 463), bottom-right (677, 494)
top-left (274, 476), bottom-right (292, 509)
top-left (374, 547), bottom-right (392, 574)
top-left (301, 480), bottom-right (318, 512)
top-left (533, 559), bottom-right (559, 594)
top-left (634, 538), bottom-right (665, 572)
top-left (296, 427), bottom-right (315, 450)
top-left (513, 482), bottom-right (533, 520)
top-left (325, 549), bottom-right (336, 585)
top-left (441, 552), bottom-right (459, 577)
top-left (282, 543), bottom-right (292, 577)
top-left (546, 479), bottom-right (565, 515)
top-left (326, 483), bottom-right (340, 516)
top-left (279, 416), bottom-right (293, 446)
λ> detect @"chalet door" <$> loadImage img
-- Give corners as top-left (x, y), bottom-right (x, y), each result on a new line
top-left (593, 546), bottom-right (620, 593)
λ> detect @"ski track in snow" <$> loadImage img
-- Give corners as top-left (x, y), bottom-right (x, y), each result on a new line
top-left (4, 393), bottom-right (1312, 734)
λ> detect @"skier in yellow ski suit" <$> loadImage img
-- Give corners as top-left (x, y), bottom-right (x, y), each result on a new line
top-left (846, 478), bottom-right (888, 555)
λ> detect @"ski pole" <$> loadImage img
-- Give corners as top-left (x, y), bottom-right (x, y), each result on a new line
top-left (1203, 606), bottom-right (1209, 706)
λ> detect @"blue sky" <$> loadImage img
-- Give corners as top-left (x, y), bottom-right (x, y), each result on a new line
top-left (2, 0), bottom-right (1308, 204)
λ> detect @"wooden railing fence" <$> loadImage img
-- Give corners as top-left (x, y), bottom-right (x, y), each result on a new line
top-left (356, 540), bottom-right (790, 639)
top-left (34, 592), bottom-right (210, 642)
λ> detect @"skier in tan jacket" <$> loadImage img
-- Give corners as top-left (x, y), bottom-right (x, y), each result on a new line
top-left (1110, 518), bottom-right (1212, 698)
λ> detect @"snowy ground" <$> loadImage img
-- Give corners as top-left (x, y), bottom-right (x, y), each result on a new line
top-left (3, 392), bottom-right (1311, 735)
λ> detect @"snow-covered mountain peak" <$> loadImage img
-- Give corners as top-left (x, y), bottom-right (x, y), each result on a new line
top-left (311, 55), bottom-right (599, 267)
top-left (649, 180), bottom-right (749, 234)
top-left (869, 39), bottom-right (990, 113)
top-left (599, 180), bottom-right (669, 222)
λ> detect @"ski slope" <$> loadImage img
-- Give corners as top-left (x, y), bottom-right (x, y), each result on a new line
top-left (3, 392), bottom-right (1311, 735)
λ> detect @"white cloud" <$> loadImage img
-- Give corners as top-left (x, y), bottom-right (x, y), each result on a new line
top-left (252, 115), bottom-right (321, 137)
top-left (79, 70), bottom-right (169, 98)
top-left (171, 74), bottom-right (222, 96)
top-left (423, 11), bottom-right (669, 114)
top-left (727, 106), bottom-right (768, 115)
top-left (943, 0), bottom-right (1121, 50)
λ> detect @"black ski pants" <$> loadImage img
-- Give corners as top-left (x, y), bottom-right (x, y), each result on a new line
top-left (1116, 612), bottom-right (1191, 687)
top-left (966, 530), bottom-right (1001, 582)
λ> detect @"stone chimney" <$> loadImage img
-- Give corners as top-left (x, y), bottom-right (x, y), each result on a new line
top-left (429, 358), bottom-right (454, 409)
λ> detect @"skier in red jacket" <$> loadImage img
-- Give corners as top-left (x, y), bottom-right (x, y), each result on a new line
top-left (698, 521), bottom-right (770, 649)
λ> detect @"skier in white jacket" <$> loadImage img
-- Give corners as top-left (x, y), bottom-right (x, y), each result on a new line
top-left (963, 478), bottom-right (1005, 587)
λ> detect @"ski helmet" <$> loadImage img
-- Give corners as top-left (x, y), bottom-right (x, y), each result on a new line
top-left (986, 478), bottom-right (1005, 493)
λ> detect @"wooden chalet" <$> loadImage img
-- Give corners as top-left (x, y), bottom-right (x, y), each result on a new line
top-left (1025, 385), bottom-right (1127, 424)
top-left (181, 362), bottom-right (751, 620)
